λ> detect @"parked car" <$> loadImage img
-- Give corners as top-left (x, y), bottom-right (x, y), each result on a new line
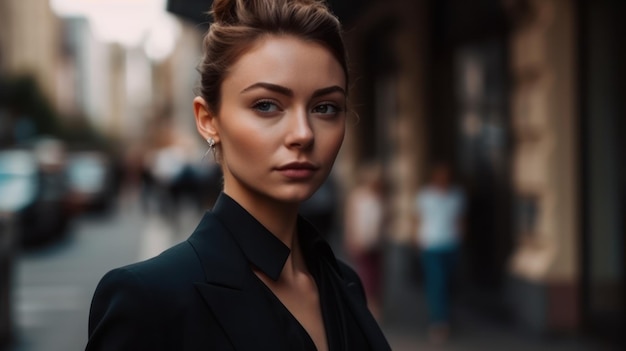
top-left (0, 140), bottom-right (73, 247)
top-left (66, 151), bottom-right (116, 214)
top-left (0, 150), bottom-right (38, 215)
top-left (0, 149), bottom-right (38, 346)
top-left (15, 139), bottom-right (73, 246)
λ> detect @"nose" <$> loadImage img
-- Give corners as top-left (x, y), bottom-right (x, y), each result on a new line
top-left (285, 109), bottom-right (314, 149)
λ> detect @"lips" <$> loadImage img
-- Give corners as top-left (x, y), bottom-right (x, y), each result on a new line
top-left (276, 161), bottom-right (318, 171)
top-left (275, 161), bottom-right (319, 179)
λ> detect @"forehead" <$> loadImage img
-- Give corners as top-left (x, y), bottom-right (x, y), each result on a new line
top-left (223, 35), bottom-right (346, 93)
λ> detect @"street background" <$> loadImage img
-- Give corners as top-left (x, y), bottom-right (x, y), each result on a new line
top-left (7, 194), bottom-right (617, 350)
top-left (0, 0), bottom-right (624, 350)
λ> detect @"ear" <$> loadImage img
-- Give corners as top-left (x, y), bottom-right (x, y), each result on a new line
top-left (193, 96), bottom-right (220, 142)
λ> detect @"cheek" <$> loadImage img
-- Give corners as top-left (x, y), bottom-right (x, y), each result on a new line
top-left (318, 123), bottom-right (345, 160)
top-left (224, 126), bottom-right (270, 163)
top-left (218, 109), bottom-right (281, 168)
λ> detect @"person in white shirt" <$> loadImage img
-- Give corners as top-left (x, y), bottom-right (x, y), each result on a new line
top-left (345, 163), bottom-right (385, 319)
top-left (413, 162), bottom-right (465, 344)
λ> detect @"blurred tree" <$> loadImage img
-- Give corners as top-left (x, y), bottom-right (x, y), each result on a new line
top-left (0, 74), bottom-right (111, 150)
top-left (0, 75), bottom-right (61, 142)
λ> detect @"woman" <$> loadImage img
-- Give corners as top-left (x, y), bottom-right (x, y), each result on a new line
top-left (86, 0), bottom-right (391, 350)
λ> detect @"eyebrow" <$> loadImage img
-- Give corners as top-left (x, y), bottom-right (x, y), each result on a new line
top-left (240, 82), bottom-right (346, 98)
top-left (312, 86), bottom-right (346, 98)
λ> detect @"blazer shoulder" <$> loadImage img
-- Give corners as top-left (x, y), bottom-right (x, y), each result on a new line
top-left (87, 241), bottom-right (208, 350)
top-left (120, 240), bottom-right (204, 287)
top-left (87, 266), bottom-right (163, 349)
top-left (335, 259), bottom-right (368, 302)
top-left (91, 240), bottom-right (205, 315)
top-left (335, 259), bottom-right (359, 282)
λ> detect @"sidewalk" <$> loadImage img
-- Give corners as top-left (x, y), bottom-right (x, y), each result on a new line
top-left (324, 238), bottom-right (617, 351)
top-left (376, 258), bottom-right (617, 351)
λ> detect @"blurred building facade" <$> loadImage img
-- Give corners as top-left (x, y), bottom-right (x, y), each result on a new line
top-left (0, 0), bottom-right (202, 148)
top-left (0, 0), bottom-right (61, 104)
top-left (334, 0), bottom-right (624, 341)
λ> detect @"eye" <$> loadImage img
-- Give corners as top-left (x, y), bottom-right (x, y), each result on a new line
top-left (312, 103), bottom-right (341, 115)
top-left (252, 100), bottom-right (281, 113)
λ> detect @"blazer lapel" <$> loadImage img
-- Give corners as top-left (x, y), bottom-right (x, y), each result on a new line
top-left (188, 213), bottom-right (290, 351)
top-left (327, 263), bottom-right (392, 351)
top-left (303, 221), bottom-right (391, 351)
top-left (194, 282), bottom-right (290, 351)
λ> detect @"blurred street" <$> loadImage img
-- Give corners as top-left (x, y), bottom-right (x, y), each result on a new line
top-left (1, 0), bottom-right (623, 350)
top-left (8, 192), bottom-right (201, 351)
top-left (6, 193), bottom-right (617, 351)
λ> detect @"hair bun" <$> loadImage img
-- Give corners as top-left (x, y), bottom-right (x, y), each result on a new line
top-left (211, 0), bottom-right (244, 25)
top-left (211, 0), bottom-right (328, 25)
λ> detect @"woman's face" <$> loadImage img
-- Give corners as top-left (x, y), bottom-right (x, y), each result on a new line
top-left (196, 35), bottom-right (346, 205)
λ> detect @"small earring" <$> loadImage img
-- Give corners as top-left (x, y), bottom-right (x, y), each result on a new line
top-left (202, 137), bottom-right (217, 161)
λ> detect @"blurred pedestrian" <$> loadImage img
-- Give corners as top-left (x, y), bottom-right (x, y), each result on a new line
top-left (150, 140), bottom-right (188, 219)
top-left (86, 1), bottom-right (391, 350)
top-left (344, 163), bottom-right (385, 319)
top-left (147, 124), bottom-right (197, 225)
top-left (139, 147), bottom-right (157, 213)
top-left (413, 161), bottom-right (465, 344)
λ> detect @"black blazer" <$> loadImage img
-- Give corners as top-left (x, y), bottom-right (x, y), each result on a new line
top-left (86, 207), bottom-right (391, 350)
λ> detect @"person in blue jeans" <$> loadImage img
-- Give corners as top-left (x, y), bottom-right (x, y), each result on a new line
top-left (413, 162), bottom-right (465, 344)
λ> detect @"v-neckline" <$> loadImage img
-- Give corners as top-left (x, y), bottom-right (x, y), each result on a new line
top-left (253, 271), bottom-right (330, 351)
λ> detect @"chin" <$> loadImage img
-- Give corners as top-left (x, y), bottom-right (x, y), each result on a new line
top-left (272, 184), bottom-right (319, 204)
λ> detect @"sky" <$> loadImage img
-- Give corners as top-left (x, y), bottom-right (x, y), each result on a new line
top-left (49, 0), bottom-right (181, 61)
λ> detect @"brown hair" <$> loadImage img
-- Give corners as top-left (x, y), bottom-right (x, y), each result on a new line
top-left (198, 0), bottom-right (348, 114)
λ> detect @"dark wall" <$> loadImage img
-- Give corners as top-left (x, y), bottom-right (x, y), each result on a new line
top-left (579, 0), bottom-right (625, 341)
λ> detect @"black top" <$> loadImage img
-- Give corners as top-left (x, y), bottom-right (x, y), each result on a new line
top-left (214, 194), bottom-right (371, 351)
top-left (86, 193), bottom-right (391, 350)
